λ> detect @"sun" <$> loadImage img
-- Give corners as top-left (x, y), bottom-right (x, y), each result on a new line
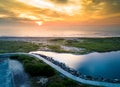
top-left (36, 21), bottom-right (43, 26)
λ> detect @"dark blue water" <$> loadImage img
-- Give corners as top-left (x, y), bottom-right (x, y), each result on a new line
top-left (33, 51), bottom-right (120, 80)
top-left (0, 57), bottom-right (13, 87)
top-left (76, 52), bottom-right (120, 79)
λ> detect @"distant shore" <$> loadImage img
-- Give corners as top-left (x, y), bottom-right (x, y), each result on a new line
top-left (0, 37), bottom-right (120, 54)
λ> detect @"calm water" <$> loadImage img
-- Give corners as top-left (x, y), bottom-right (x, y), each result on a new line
top-left (33, 51), bottom-right (120, 79)
top-left (0, 25), bottom-right (120, 37)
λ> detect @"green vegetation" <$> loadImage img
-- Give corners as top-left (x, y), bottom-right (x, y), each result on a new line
top-left (49, 38), bottom-right (65, 42)
top-left (0, 41), bottom-right (39, 53)
top-left (10, 54), bottom-right (55, 77)
top-left (47, 45), bottom-right (69, 53)
top-left (1, 37), bottom-right (120, 54)
top-left (47, 75), bottom-right (99, 87)
top-left (47, 37), bottom-right (120, 54)
top-left (47, 77), bottom-right (78, 87)
top-left (65, 37), bottom-right (120, 53)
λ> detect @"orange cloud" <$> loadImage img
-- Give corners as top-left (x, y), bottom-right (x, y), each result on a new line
top-left (0, 0), bottom-right (120, 25)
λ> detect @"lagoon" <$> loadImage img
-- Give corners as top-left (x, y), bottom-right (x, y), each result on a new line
top-left (32, 51), bottom-right (120, 80)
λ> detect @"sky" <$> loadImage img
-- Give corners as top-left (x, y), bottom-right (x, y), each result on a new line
top-left (0, 0), bottom-right (120, 37)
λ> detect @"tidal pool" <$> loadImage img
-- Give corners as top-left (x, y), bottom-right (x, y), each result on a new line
top-left (32, 51), bottom-right (120, 80)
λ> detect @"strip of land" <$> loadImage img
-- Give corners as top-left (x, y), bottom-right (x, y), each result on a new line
top-left (0, 37), bottom-right (120, 54)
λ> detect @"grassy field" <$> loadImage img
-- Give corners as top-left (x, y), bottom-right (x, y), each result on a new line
top-left (48, 37), bottom-right (120, 54)
top-left (0, 37), bottom-right (120, 54)
top-left (0, 41), bottom-right (39, 53)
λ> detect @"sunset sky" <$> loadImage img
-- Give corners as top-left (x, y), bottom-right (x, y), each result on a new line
top-left (0, 0), bottom-right (120, 37)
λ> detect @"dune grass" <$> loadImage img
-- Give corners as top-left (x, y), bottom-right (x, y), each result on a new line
top-left (65, 37), bottom-right (120, 53)
top-left (0, 41), bottom-right (39, 53)
top-left (47, 37), bottom-right (120, 54)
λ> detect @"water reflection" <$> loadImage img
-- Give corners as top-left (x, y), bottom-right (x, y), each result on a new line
top-left (32, 51), bottom-right (87, 68)
top-left (32, 51), bottom-right (120, 79)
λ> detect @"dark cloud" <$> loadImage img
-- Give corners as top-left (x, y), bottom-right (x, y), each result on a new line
top-left (81, 0), bottom-right (120, 19)
top-left (92, 0), bottom-right (120, 14)
top-left (0, 8), bottom-right (16, 17)
top-left (0, 17), bottom-right (31, 26)
top-left (50, 0), bottom-right (68, 3)
top-left (0, 0), bottom-right (68, 26)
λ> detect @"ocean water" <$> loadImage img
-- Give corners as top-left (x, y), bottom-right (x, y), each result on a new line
top-left (59, 26), bottom-right (120, 37)
top-left (0, 25), bottom-right (120, 37)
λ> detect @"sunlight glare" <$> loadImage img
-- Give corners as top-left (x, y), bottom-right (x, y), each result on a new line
top-left (36, 21), bottom-right (43, 26)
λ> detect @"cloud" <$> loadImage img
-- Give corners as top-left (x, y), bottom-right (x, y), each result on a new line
top-left (0, 0), bottom-right (120, 25)
top-left (0, 0), bottom-right (66, 26)
top-left (50, 0), bottom-right (68, 3)
top-left (98, 0), bottom-right (120, 13)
